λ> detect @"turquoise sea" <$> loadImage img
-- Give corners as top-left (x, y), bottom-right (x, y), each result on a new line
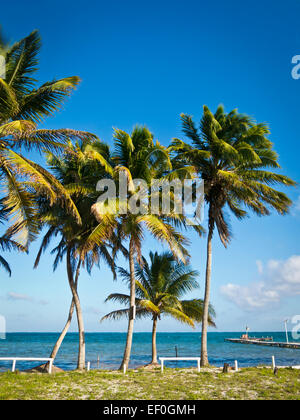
top-left (0, 332), bottom-right (300, 371)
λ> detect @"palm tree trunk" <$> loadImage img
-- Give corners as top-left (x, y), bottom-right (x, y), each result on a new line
top-left (151, 316), bottom-right (158, 364)
top-left (50, 299), bottom-right (75, 361)
top-left (48, 260), bottom-right (81, 363)
top-left (67, 247), bottom-right (85, 370)
top-left (201, 216), bottom-right (214, 367)
top-left (120, 237), bottom-right (135, 371)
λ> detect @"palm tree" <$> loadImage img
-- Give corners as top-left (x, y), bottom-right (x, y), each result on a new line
top-left (102, 251), bottom-right (215, 365)
top-left (171, 105), bottom-right (296, 366)
top-left (0, 30), bottom-right (95, 246)
top-left (34, 139), bottom-right (126, 370)
top-left (92, 126), bottom-right (190, 371)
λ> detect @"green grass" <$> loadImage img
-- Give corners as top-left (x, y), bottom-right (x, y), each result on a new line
top-left (0, 367), bottom-right (300, 400)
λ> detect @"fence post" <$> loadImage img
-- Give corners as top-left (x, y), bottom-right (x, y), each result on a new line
top-left (272, 356), bottom-right (276, 370)
top-left (48, 359), bottom-right (53, 374)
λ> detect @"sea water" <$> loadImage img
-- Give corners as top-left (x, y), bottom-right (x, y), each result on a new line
top-left (0, 332), bottom-right (299, 371)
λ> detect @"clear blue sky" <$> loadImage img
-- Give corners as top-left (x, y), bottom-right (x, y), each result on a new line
top-left (1, 0), bottom-right (300, 333)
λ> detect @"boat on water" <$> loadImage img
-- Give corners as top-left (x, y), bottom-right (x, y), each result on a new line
top-left (238, 333), bottom-right (273, 342)
top-left (225, 326), bottom-right (300, 349)
top-left (226, 327), bottom-right (273, 343)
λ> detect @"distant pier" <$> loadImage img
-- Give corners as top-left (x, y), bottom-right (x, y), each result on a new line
top-left (225, 338), bottom-right (300, 349)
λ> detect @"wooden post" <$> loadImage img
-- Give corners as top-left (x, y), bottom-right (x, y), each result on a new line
top-left (87, 362), bottom-right (90, 372)
top-left (235, 360), bottom-right (238, 372)
top-left (223, 363), bottom-right (230, 373)
top-left (175, 346), bottom-right (178, 357)
top-left (272, 356), bottom-right (276, 370)
top-left (12, 359), bottom-right (16, 372)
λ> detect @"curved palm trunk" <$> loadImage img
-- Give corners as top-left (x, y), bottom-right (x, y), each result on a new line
top-left (67, 248), bottom-right (85, 370)
top-left (120, 237), bottom-right (135, 371)
top-left (50, 299), bottom-right (75, 361)
top-left (201, 219), bottom-right (214, 367)
top-left (151, 316), bottom-right (158, 364)
top-left (48, 260), bottom-right (81, 364)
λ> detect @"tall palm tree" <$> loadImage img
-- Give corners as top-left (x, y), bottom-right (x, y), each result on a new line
top-left (171, 105), bottom-right (296, 366)
top-left (92, 126), bottom-right (190, 371)
top-left (0, 30), bottom-right (95, 246)
top-left (34, 139), bottom-right (126, 370)
top-left (102, 251), bottom-right (215, 365)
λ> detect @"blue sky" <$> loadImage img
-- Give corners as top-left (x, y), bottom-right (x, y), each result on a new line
top-left (1, 0), bottom-right (300, 333)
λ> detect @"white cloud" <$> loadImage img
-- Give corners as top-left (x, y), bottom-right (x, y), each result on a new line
top-left (220, 255), bottom-right (300, 311)
top-left (7, 292), bottom-right (33, 302)
top-left (6, 292), bottom-right (48, 305)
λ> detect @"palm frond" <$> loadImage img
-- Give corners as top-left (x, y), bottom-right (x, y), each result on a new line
top-left (0, 78), bottom-right (19, 119)
top-left (163, 306), bottom-right (195, 327)
top-left (181, 299), bottom-right (216, 327)
top-left (6, 30), bottom-right (40, 95)
top-left (0, 255), bottom-right (11, 276)
top-left (100, 308), bottom-right (130, 322)
top-left (6, 151), bottom-right (81, 223)
top-left (15, 77), bottom-right (81, 123)
top-left (104, 293), bottom-right (131, 305)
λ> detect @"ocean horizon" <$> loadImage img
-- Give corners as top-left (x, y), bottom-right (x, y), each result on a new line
top-left (1, 332), bottom-right (300, 371)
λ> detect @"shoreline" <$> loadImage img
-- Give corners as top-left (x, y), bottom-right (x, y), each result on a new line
top-left (3, 331), bottom-right (296, 334)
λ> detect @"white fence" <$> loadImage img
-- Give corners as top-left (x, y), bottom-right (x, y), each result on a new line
top-left (159, 357), bottom-right (201, 373)
top-left (0, 357), bottom-right (54, 373)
